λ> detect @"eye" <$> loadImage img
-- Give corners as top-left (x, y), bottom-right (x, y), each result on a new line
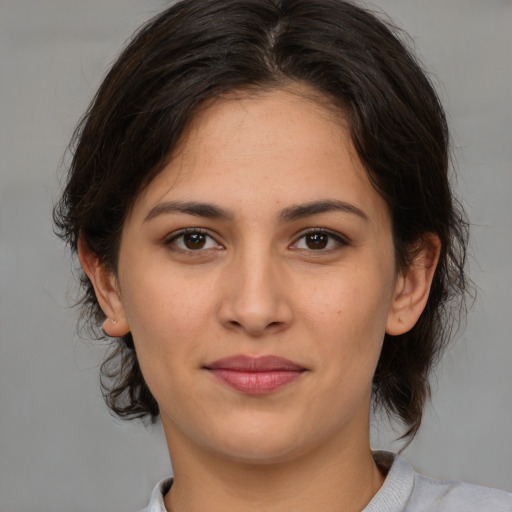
top-left (165, 229), bottom-right (222, 251)
top-left (292, 229), bottom-right (348, 251)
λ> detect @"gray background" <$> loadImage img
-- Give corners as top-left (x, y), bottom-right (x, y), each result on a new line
top-left (0, 1), bottom-right (511, 511)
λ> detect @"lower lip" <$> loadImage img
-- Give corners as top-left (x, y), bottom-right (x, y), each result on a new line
top-left (208, 369), bottom-right (304, 394)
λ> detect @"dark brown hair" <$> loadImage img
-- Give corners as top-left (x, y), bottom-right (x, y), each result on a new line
top-left (54, 0), bottom-right (469, 440)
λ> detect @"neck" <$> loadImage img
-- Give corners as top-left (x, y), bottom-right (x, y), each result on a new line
top-left (163, 423), bottom-right (385, 512)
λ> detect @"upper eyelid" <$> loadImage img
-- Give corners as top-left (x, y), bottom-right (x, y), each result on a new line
top-left (164, 228), bottom-right (222, 246)
top-left (293, 227), bottom-right (349, 244)
top-left (166, 227), bottom-right (209, 237)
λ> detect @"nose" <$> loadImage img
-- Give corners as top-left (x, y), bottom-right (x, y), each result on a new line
top-left (217, 247), bottom-right (293, 337)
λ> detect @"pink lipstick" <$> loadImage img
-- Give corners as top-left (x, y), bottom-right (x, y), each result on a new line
top-left (204, 355), bottom-right (306, 394)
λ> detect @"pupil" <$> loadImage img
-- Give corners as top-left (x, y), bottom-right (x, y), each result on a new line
top-left (307, 233), bottom-right (328, 249)
top-left (184, 233), bottom-right (206, 249)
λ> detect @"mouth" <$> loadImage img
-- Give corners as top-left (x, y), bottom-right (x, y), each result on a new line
top-left (203, 355), bottom-right (307, 395)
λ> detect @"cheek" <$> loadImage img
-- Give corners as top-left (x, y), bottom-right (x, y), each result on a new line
top-left (304, 268), bottom-right (393, 327)
top-left (119, 266), bottom-right (218, 361)
top-left (119, 275), bottom-right (214, 408)
top-left (298, 264), bottom-right (394, 365)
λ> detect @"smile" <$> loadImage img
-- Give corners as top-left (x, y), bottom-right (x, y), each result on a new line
top-left (204, 355), bottom-right (307, 394)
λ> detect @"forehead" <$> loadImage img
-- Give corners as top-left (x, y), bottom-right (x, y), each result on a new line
top-left (129, 87), bottom-right (389, 225)
top-left (175, 87), bottom-right (348, 163)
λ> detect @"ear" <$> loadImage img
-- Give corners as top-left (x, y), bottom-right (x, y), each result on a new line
top-left (78, 236), bottom-right (130, 337)
top-left (386, 234), bottom-right (441, 336)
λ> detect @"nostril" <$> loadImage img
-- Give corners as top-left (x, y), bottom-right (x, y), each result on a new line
top-left (228, 320), bottom-right (283, 331)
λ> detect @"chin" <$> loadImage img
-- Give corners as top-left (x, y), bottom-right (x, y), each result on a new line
top-left (203, 419), bottom-right (316, 466)
top-left (217, 440), bottom-right (306, 466)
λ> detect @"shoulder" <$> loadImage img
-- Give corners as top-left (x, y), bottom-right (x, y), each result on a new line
top-left (409, 471), bottom-right (512, 512)
top-left (366, 451), bottom-right (512, 512)
top-left (140, 456), bottom-right (512, 512)
top-left (138, 477), bottom-right (173, 512)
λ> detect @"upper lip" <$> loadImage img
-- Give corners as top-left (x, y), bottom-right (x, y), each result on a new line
top-left (204, 355), bottom-right (306, 372)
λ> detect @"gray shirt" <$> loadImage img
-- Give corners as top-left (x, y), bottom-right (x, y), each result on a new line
top-left (141, 451), bottom-right (512, 511)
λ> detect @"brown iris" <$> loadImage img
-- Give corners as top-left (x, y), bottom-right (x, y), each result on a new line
top-left (305, 233), bottom-right (329, 250)
top-left (183, 232), bottom-right (207, 250)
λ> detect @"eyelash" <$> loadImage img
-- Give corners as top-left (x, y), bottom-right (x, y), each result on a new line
top-left (163, 228), bottom-right (348, 253)
top-left (164, 228), bottom-right (222, 252)
top-left (292, 228), bottom-right (349, 252)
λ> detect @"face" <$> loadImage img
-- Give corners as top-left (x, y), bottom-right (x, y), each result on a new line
top-left (110, 88), bottom-right (403, 464)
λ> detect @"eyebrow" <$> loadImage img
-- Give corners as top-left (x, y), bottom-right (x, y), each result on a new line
top-left (144, 201), bottom-right (234, 222)
top-left (144, 199), bottom-right (368, 223)
top-left (278, 200), bottom-right (368, 223)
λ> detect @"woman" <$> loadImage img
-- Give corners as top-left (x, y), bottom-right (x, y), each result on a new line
top-left (53, 0), bottom-right (512, 510)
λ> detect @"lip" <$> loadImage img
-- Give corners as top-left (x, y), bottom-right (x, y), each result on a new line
top-left (204, 355), bottom-right (307, 394)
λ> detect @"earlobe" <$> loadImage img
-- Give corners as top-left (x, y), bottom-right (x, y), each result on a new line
top-left (386, 234), bottom-right (441, 336)
top-left (78, 236), bottom-right (130, 337)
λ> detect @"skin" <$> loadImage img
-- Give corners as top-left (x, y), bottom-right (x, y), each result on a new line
top-left (80, 87), bottom-right (440, 512)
